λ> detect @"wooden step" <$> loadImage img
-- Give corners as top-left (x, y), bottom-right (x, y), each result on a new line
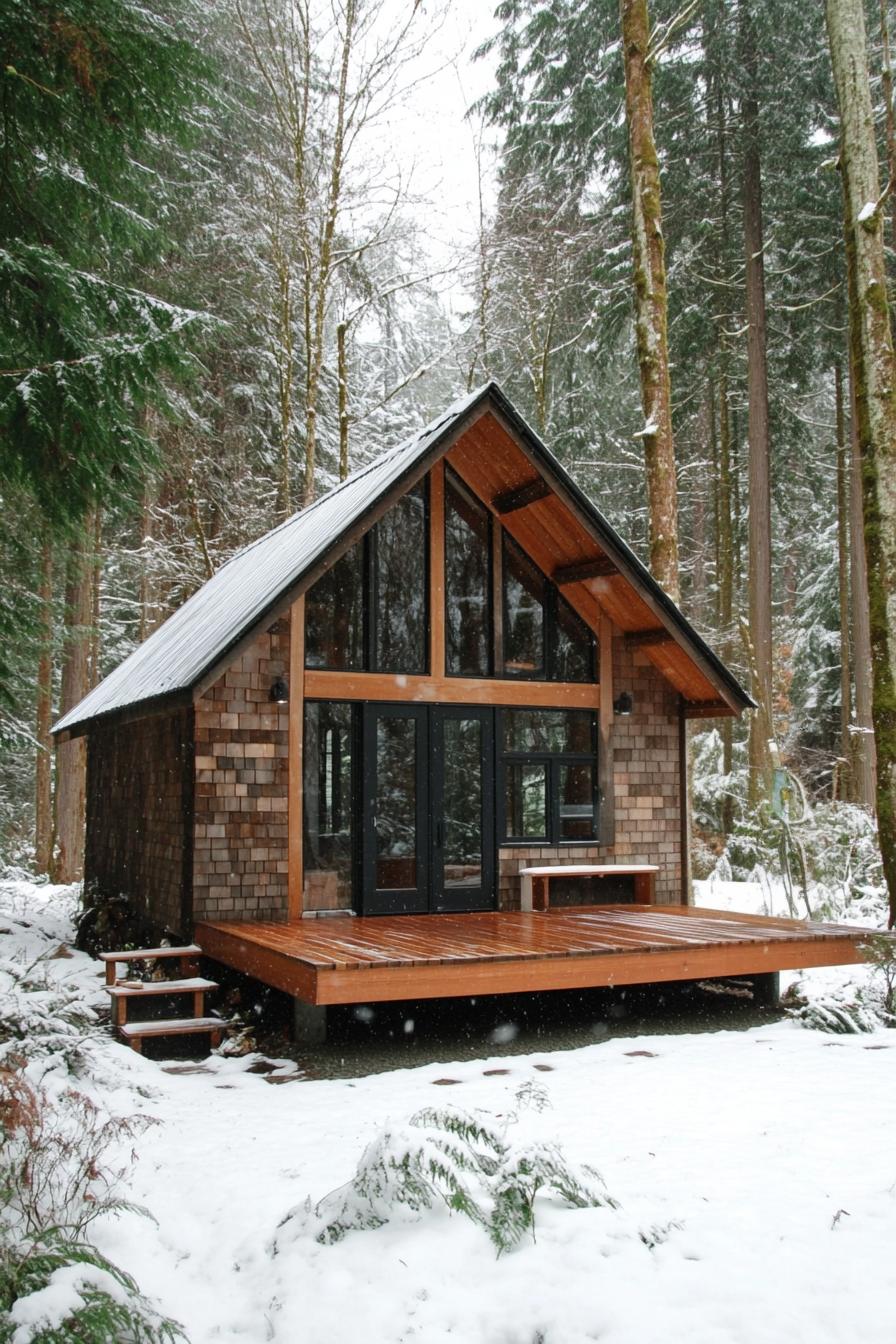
top-left (105, 977), bottom-right (218, 1028)
top-left (119, 1017), bottom-right (224, 1055)
top-left (100, 944), bottom-right (203, 986)
top-left (99, 944), bottom-right (202, 962)
top-left (105, 977), bottom-right (218, 998)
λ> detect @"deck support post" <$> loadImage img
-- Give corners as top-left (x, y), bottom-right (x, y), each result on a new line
top-left (294, 998), bottom-right (327, 1045)
top-left (749, 971), bottom-right (780, 1008)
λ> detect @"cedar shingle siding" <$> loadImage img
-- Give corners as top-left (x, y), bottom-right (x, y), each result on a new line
top-left (193, 620), bottom-right (291, 925)
top-left (85, 707), bottom-right (192, 934)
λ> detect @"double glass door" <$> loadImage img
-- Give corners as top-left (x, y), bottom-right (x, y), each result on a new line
top-left (361, 704), bottom-right (495, 915)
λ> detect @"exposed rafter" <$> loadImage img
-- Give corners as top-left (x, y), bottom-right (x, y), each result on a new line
top-left (553, 556), bottom-right (618, 585)
top-left (625, 628), bottom-right (675, 650)
top-left (492, 478), bottom-right (551, 514)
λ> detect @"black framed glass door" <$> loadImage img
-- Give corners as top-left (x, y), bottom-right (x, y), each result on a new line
top-left (362, 704), bottom-right (429, 915)
top-left (360, 704), bottom-right (495, 915)
top-left (430, 706), bottom-right (495, 913)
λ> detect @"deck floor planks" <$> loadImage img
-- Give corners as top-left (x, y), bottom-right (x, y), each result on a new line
top-left (196, 904), bottom-right (873, 1006)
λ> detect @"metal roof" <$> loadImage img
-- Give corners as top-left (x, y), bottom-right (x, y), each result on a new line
top-left (54, 381), bottom-right (752, 736)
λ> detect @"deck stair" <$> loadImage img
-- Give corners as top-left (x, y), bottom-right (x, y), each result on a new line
top-left (99, 944), bottom-right (223, 1054)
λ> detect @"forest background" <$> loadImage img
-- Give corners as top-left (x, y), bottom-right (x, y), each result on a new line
top-left (1, 0), bottom-right (892, 906)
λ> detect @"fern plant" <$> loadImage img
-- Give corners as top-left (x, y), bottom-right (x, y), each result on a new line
top-left (283, 1105), bottom-right (617, 1257)
top-left (0, 1070), bottom-right (185, 1343)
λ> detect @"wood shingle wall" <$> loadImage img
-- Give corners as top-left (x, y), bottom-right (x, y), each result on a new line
top-left (85, 707), bottom-right (192, 935)
top-left (192, 619), bottom-right (291, 924)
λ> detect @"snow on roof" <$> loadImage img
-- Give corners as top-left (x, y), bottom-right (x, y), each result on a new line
top-left (53, 385), bottom-right (488, 736)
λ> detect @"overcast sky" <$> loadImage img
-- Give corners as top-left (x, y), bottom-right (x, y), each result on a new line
top-left (376, 0), bottom-right (501, 311)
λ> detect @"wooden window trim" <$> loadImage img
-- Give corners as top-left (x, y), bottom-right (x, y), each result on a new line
top-left (303, 670), bottom-right (601, 710)
top-left (288, 595), bottom-right (305, 919)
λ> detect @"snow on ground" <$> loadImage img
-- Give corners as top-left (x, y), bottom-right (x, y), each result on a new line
top-left (3, 876), bottom-right (895, 1344)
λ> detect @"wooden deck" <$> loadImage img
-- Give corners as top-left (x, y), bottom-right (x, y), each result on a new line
top-left (195, 905), bottom-right (871, 1007)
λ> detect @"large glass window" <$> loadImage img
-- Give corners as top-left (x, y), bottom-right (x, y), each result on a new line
top-left (305, 542), bottom-right (364, 670)
top-left (503, 536), bottom-right (546, 677)
top-left (554, 594), bottom-right (595, 683)
top-left (501, 708), bottom-right (597, 844)
top-left (445, 472), bottom-right (491, 676)
top-left (375, 487), bottom-right (427, 672)
top-left (305, 483), bottom-right (427, 674)
top-left (303, 702), bottom-right (355, 910)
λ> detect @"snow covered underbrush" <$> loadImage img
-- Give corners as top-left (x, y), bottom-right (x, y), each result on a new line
top-left (2, 874), bottom-right (896, 1343)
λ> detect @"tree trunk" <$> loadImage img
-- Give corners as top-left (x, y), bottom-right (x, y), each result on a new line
top-left (835, 361), bottom-right (853, 796)
top-left (34, 540), bottom-right (54, 874)
top-left (620, 0), bottom-right (680, 602)
top-left (827, 0), bottom-right (896, 925)
top-left (740, 0), bottom-right (774, 805)
top-left (878, 0), bottom-right (896, 251)
top-left (849, 347), bottom-right (877, 809)
top-left (337, 319), bottom-right (349, 481)
top-left (52, 527), bottom-right (94, 883)
top-left (718, 369), bottom-right (735, 833)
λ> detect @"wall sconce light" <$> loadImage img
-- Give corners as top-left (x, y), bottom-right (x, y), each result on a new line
top-left (269, 677), bottom-right (289, 704)
top-left (613, 691), bottom-right (633, 716)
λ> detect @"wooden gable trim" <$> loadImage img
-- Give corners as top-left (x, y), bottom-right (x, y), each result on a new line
top-left (483, 403), bottom-right (746, 717)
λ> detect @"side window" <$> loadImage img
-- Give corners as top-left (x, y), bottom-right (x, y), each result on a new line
top-left (303, 701), bottom-right (355, 910)
top-left (500, 709), bottom-right (597, 844)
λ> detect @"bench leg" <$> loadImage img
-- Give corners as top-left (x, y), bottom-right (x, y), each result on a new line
top-left (129, 1036), bottom-right (143, 1054)
top-left (634, 872), bottom-right (656, 904)
top-left (532, 877), bottom-right (550, 913)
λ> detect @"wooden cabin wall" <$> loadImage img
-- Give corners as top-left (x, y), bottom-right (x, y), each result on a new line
top-left (193, 618), bottom-right (291, 924)
top-left (498, 643), bottom-right (682, 909)
top-left (84, 706), bottom-right (193, 936)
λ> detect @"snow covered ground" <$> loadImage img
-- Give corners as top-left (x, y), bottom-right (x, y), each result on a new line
top-left (2, 876), bottom-right (895, 1344)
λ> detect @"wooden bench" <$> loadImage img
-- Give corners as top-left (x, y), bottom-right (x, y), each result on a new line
top-left (519, 864), bottom-right (659, 912)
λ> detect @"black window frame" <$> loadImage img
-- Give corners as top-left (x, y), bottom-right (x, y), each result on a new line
top-left (305, 479), bottom-right (430, 675)
top-left (443, 467), bottom-right (494, 678)
top-left (498, 708), bottom-right (599, 846)
top-left (441, 478), bottom-right (597, 685)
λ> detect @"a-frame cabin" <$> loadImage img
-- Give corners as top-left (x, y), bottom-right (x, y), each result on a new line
top-left (54, 384), bottom-right (869, 1030)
